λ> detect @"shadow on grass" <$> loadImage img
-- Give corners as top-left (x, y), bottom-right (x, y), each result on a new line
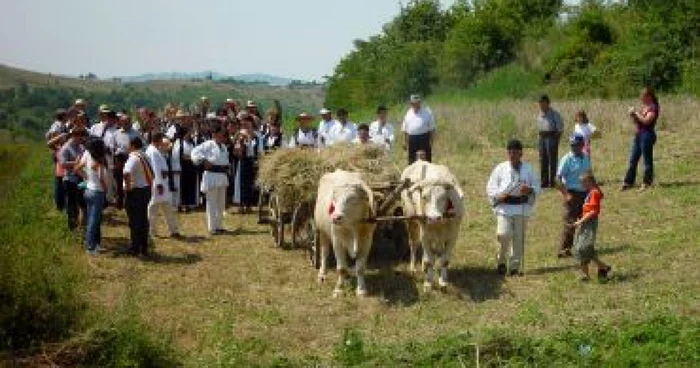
top-left (140, 252), bottom-right (203, 265)
top-left (450, 266), bottom-right (505, 302)
top-left (368, 269), bottom-right (420, 306)
top-left (597, 243), bottom-right (632, 256)
top-left (527, 264), bottom-right (577, 275)
top-left (656, 180), bottom-right (700, 189)
top-left (178, 235), bottom-right (208, 244)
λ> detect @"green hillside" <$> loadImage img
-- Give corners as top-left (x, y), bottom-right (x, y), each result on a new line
top-left (325, 0), bottom-right (699, 109)
top-left (0, 64), bottom-right (324, 139)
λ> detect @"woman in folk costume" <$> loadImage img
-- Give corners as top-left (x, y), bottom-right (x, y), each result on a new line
top-left (263, 122), bottom-right (284, 152)
top-left (232, 114), bottom-right (263, 214)
top-left (172, 124), bottom-right (199, 212)
top-left (287, 112), bottom-right (318, 149)
top-left (260, 100), bottom-right (283, 136)
top-left (191, 125), bottom-right (230, 235)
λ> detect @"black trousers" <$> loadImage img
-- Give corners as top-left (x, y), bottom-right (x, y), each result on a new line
top-left (112, 168), bottom-right (125, 209)
top-left (407, 132), bottom-right (432, 164)
top-left (64, 181), bottom-right (86, 231)
top-left (538, 133), bottom-right (561, 188)
top-left (560, 190), bottom-right (587, 252)
top-left (125, 187), bottom-right (151, 255)
top-left (180, 159), bottom-right (199, 207)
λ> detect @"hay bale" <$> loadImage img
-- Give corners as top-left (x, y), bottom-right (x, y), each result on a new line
top-left (257, 144), bottom-right (400, 210)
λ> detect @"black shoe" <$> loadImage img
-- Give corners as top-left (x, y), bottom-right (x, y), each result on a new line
top-left (598, 266), bottom-right (611, 281)
top-left (497, 264), bottom-right (507, 276)
top-left (509, 269), bottom-right (523, 277)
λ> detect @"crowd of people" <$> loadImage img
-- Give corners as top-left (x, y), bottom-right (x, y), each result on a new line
top-left (45, 87), bottom-right (659, 282)
top-left (44, 95), bottom-right (435, 257)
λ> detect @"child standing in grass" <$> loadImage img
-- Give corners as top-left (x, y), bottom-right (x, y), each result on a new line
top-left (573, 171), bottom-right (611, 281)
top-left (573, 110), bottom-right (599, 156)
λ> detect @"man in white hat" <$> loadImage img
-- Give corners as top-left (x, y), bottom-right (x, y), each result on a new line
top-left (245, 100), bottom-right (262, 128)
top-left (317, 108), bottom-right (336, 147)
top-left (402, 94), bottom-right (435, 164)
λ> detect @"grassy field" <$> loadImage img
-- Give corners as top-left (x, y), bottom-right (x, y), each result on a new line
top-left (2, 96), bottom-right (698, 366)
top-left (61, 96), bottom-right (698, 365)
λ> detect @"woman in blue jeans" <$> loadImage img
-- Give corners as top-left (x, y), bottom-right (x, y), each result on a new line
top-left (75, 138), bottom-right (109, 255)
top-left (622, 87), bottom-right (659, 191)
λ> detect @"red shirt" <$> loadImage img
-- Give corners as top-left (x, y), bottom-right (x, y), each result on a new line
top-left (582, 188), bottom-right (603, 219)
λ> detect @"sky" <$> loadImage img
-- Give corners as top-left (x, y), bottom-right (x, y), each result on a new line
top-left (0, 0), bottom-right (460, 81)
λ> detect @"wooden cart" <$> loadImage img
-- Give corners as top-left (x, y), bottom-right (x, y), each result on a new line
top-left (257, 185), bottom-right (316, 250)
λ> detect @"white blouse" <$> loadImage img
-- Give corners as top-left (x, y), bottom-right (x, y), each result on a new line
top-left (190, 140), bottom-right (229, 191)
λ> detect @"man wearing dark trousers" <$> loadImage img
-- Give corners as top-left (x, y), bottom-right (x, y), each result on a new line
top-left (537, 94), bottom-right (564, 188)
top-left (556, 135), bottom-right (591, 258)
top-left (402, 94), bottom-right (435, 164)
top-left (123, 137), bottom-right (153, 256)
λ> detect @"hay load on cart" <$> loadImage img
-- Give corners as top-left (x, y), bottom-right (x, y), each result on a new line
top-left (256, 143), bottom-right (403, 257)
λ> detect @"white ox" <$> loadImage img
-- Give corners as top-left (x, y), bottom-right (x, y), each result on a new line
top-left (401, 161), bottom-right (465, 291)
top-left (314, 170), bottom-right (377, 297)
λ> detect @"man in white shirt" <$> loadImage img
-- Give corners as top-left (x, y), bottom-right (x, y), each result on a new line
top-left (317, 108), bottom-right (336, 147)
top-left (369, 105), bottom-right (395, 149)
top-left (123, 136), bottom-right (153, 256)
top-left (353, 123), bottom-right (371, 145)
top-left (486, 139), bottom-right (540, 276)
top-left (402, 94), bottom-right (435, 164)
top-left (111, 114), bottom-right (141, 209)
top-left (190, 126), bottom-right (230, 235)
top-left (145, 132), bottom-right (180, 238)
top-left (327, 108), bottom-right (357, 145)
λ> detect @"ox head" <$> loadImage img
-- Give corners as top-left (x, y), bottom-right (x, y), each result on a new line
top-left (328, 182), bottom-right (375, 226)
top-left (409, 178), bottom-right (463, 223)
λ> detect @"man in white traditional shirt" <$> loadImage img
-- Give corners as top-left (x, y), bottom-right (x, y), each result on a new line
top-left (317, 108), bottom-right (336, 147)
top-left (402, 94), bottom-right (435, 164)
top-left (145, 132), bottom-right (181, 238)
top-left (327, 108), bottom-right (357, 145)
top-left (190, 126), bottom-right (230, 235)
top-left (369, 105), bottom-right (395, 149)
top-left (486, 139), bottom-right (540, 277)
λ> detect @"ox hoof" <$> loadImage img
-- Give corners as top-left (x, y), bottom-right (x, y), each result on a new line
top-left (356, 288), bottom-right (368, 297)
top-left (333, 288), bottom-right (343, 298)
top-left (423, 282), bottom-right (433, 292)
top-left (438, 279), bottom-right (449, 289)
top-left (317, 274), bottom-right (327, 283)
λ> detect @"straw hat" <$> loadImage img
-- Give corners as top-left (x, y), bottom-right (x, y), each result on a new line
top-left (296, 112), bottom-right (313, 121)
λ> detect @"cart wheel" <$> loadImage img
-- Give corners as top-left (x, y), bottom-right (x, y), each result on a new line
top-left (291, 202), bottom-right (313, 249)
top-left (269, 193), bottom-right (285, 248)
top-left (257, 188), bottom-right (271, 225)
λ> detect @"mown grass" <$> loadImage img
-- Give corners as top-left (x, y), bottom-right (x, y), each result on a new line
top-left (3, 95), bottom-right (699, 366)
top-left (72, 96), bottom-right (700, 366)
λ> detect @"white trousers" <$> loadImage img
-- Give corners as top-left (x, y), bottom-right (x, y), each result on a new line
top-left (148, 201), bottom-right (179, 236)
top-left (496, 214), bottom-right (527, 270)
top-left (206, 186), bottom-right (227, 232)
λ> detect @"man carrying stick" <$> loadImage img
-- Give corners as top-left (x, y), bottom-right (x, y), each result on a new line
top-left (486, 139), bottom-right (540, 276)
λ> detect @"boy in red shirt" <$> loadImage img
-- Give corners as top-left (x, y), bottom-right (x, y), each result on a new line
top-left (573, 171), bottom-right (612, 281)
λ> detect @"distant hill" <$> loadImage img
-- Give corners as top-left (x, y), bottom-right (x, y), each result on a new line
top-left (0, 64), bottom-right (324, 139)
top-left (118, 71), bottom-right (296, 86)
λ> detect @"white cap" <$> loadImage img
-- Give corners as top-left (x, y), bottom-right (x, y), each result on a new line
top-left (246, 100), bottom-right (257, 108)
top-left (409, 94), bottom-right (421, 103)
top-left (319, 108), bottom-right (331, 115)
top-left (206, 112), bottom-right (216, 119)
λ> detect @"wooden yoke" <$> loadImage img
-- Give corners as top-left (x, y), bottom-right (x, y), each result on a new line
top-left (374, 178), bottom-right (411, 218)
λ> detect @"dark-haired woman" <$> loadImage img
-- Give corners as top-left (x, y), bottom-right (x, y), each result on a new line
top-left (75, 137), bottom-right (109, 255)
top-left (622, 87), bottom-right (660, 191)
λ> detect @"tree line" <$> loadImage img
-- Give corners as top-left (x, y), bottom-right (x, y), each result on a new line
top-left (325, 0), bottom-right (699, 109)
